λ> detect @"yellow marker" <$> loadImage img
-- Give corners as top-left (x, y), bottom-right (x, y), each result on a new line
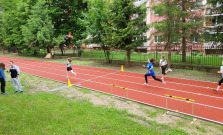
top-left (68, 78), bottom-right (72, 87)
top-left (198, 93), bottom-right (201, 95)
top-left (207, 87), bottom-right (209, 89)
top-left (176, 110), bottom-right (178, 112)
top-left (121, 65), bottom-right (124, 71)
top-left (187, 101), bottom-right (191, 103)
top-left (193, 118), bottom-right (197, 122)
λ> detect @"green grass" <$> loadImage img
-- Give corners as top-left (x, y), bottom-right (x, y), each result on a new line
top-left (2, 49), bottom-right (223, 67)
top-left (145, 108), bottom-right (166, 118)
top-left (196, 126), bottom-right (207, 133)
top-left (0, 73), bottom-right (190, 135)
top-left (81, 50), bottom-right (223, 67)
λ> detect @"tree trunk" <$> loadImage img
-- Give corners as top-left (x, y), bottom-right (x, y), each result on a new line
top-left (60, 44), bottom-right (64, 56)
top-left (182, 1), bottom-right (186, 62)
top-left (103, 49), bottom-right (111, 63)
top-left (77, 47), bottom-right (82, 57)
top-left (1, 47), bottom-right (4, 54)
top-left (47, 45), bottom-right (53, 58)
top-left (127, 50), bottom-right (131, 67)
top-left (34, 50), bottom-right (38, 55)
top-left (168, 46), bottom-right (172, 69)
top-left (182, 35), bottom-right (186, 62)
top-left (107, 50), bottom-right (111, 63)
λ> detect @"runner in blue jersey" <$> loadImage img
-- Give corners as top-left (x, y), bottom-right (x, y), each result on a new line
top-left (143, 58), bottom-right (166, 85)
top-left (213, 61), bottom-right (223, 92)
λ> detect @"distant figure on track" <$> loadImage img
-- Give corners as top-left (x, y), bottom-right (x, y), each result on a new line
top-left (159, 55), bottom-right (172, 80)
top-left (213, 61), bottom-right (223, 92)
top-left (143, 58), bottom-right (166, 85)
top-left (0, 63), bottom-right (7, 95)
top-left (66, 58), bottom-right (76, 78)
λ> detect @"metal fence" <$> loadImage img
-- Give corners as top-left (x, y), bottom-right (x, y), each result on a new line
top-left (80, 45), bottom-right (223, 67)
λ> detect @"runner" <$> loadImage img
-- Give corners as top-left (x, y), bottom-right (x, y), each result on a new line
top-left (213, 61), bottom-right (223, 92)
top-left (66, 58), bottom-right (76, 78)
top-left (159, 55), bottom-right (172, 80)
top-left (143, 58), bottom-right (166, 85)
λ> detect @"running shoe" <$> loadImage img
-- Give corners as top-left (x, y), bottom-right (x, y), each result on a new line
top-left (2, 93), bottom-right (8, 95)
top-left (15, 91), bottom-right (18, 93)
top-left (144, 83), bottom-right (148, 85)
top-left (21, 91), bottom-right (24, 94)
top-left (162, 81), bottom-right (166, 85)
top-left (168, 68), bottom-right (172, 72)
top-left (213, 89), bottom-right (218, 92)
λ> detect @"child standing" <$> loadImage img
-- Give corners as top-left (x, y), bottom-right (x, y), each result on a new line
top-left (66, 58), bottom-right (76, 78)
top-left (143, 58), bottom-right (166, 85)
top-left (7, 61), bottom-right (23, 93)
top-left (159, 55), bottom-right (172, 80)
top-left (214, 61), bottom-right (223, 92)
top-left (0, 63), bottom-right (7, 95)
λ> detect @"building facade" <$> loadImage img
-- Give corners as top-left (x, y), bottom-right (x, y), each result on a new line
top-left (135, 0), bottom-right (222, 53)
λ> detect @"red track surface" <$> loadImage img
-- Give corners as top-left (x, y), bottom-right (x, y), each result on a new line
top-left (1, 55), bottom-right (223, 124)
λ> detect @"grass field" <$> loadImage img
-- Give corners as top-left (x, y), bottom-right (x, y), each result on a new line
top-left (0, 73), bottom-right (190, 135)
top-left (80, 50), bottom-right (223, 67)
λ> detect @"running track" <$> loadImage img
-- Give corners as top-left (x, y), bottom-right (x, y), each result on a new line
top-left (1, 55), bottom-right (223, 125)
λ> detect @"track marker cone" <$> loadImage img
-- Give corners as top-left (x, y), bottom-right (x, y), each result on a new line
top-left (68, 78), bottom-right (72, 87)
top-left (121, 65), bottom-right (124, 71)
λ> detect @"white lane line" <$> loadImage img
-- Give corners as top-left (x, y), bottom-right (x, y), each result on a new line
top-left (2, 58), bottom-right (223, 100)
top-left (91, 76), bottom-right (223, 100)
top-left (78, 79), bottom-right (223, 110)
top-left (1, 55), bottom-right (220, 89)
top-left (10, 62), bottom-right (223, 111)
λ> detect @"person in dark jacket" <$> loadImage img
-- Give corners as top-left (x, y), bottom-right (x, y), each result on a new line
top-left (7, 61), bottom-right (23, 94)
top-left (0, 63), bottom-right (7, 95)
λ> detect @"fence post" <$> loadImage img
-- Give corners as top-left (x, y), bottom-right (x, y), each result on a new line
top-left (111, 84), bottom-right (113, 94)
top-left (156, 46), bottom-right (158, 60)
top-left (191, 46), bottom-right (192, 65)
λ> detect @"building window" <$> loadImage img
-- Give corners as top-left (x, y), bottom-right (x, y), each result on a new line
top-left (153, 21), bottom-right (160, 30)
top-left (190, 19), bottom-right (201, 22)
top-left (190, 36), bottom-right (201, 43)
top-left (191, 1), bottom-right (202, 11)
top-left (154, 36), bottom-right (162, 43)
top-left (153, 9), bottom-right (159, 16)
top-left (173, 37), bottom-right (181, 44)
top-left (142, 36), bottom-right (147, 42)
top-left (139, 23), bottom-right (146, 29)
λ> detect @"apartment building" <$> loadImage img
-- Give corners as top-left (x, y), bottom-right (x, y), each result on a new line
top-left (135, 0), bottom-right (222, 54)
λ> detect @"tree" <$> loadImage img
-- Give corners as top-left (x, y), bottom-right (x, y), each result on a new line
top-left (180, 0), bottom-right (203, 62)
top-left (22, 0), bottom-right (54, 56)
top-left (47, 0), bottom-right (88, 48)
top-left (151, 0), bottom-right (182, 68)
top-left (203, 0), bottom-right (223, 45)
top-left (102, 0), bottom-right (148, 67)
top-left (0, 0), bottom-right (38, 53)
top-left (78, 0), bottom-right (111, 62)
top-left (0, 8), bottom-right (4, 53)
